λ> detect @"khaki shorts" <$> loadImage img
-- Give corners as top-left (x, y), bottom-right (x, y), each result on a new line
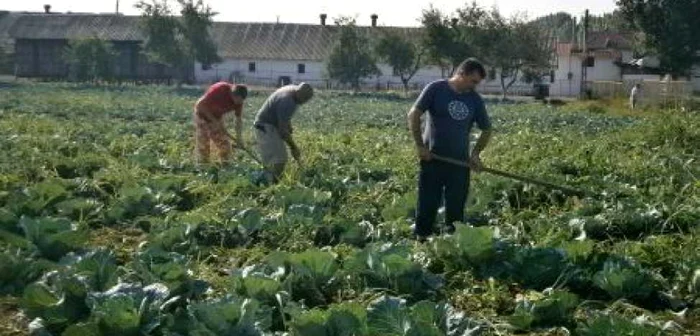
top-left (255, 123), bottom-right (288, 166)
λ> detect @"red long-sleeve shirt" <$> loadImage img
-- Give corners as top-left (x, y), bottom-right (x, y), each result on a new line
top-left (197, 82), bottom-right (243, 119)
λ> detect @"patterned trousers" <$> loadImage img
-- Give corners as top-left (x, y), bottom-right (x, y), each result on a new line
top-left (193, 110), bottom-right (231, 164)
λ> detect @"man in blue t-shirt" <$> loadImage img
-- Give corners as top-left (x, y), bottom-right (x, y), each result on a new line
top-left (407, 58), bottom-right (493, 240)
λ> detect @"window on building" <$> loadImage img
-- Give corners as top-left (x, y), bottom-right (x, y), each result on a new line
top-left (248, 62), bottom-right (256, 72)
top-left (201, 63), bottom-right (211, 71)
top-left (297, 63), bottom-right (306, 74)
top-left (550, 70), bottom-right (555, 83)
top-left (585, 56), bottom-right (595, 67)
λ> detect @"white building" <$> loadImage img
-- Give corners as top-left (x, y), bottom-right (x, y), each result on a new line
top-left (193, 15), bottom-right (532, 94)
top-left (551, 32), bottom-right (636, 97)
top-left (194, 16), bottom-right (446, 89)
top-left (552, 32), bottom-right (700, 97)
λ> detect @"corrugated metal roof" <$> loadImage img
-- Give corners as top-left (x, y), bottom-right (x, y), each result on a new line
top-left (8, 14), bottom-right (145, 41)
top-left (5, 13), bottom-right (419, 61)
top-left (209, 22), bottom-right (339, 60)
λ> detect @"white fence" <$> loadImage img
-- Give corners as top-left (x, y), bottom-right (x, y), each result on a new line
top-left (589, 79), bottom-right (693, 108)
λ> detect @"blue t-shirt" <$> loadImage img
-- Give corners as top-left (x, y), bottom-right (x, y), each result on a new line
top-left (414, 80), bottom-right (491, 160)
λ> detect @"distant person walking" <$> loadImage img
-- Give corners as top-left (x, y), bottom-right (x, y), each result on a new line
top-left (193, 82), bottom-right (248, 164)
top-left (630, 83), bottom-right (641, 110)
top-left (253, 83), bottom-right (314, 184)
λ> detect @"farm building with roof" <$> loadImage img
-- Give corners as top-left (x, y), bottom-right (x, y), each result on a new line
top-left (3, 7), bottom-right (695, 95)
top-left (3, 11), bottom-right (184, 82)
top-left (0, 9), bottom-right (447, 88)
top-left (197, 17), bottom-right (446, 89)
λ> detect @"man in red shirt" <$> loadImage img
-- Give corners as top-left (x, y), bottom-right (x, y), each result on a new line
top-left (193, 82), bottom-right (248, 164)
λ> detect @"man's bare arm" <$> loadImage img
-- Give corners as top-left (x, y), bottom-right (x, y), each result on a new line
top-left (472, 129), bottom-right (492, 156)
top-left (408, 107), bottom-right (432, 161)
top-left (469, 129), bottom-right (492, 172)
top-left (278, 121), bottom-right (300, 160)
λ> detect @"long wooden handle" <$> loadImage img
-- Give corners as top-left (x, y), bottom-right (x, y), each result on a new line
top-left (226, 133), bottom-right (263, 166)
top-left (432, 154), bottom-right (588, 197)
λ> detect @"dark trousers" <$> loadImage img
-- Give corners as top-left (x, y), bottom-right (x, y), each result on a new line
top-left (415, 160), bottom-right (470, 237)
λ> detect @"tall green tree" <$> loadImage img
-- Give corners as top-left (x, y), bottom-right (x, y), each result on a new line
top-left (588, 10), bottom-right (630, 32)
top-left (63, 37), bottom-right (116, 82)
top-left (135, 0), bottom-right (220, 83)
top-left (420, 5), bottom-right (477, 76)
top-left (422, 2), bottom-right (551, 99)
top-left (325, 17), bottom-right (381, 91)
top-left (374, 30), bottom-right (423, 92)
top-left (483, 11), bottom-right (552, 99)
top-left (617, 0), bottom-right (700, 76)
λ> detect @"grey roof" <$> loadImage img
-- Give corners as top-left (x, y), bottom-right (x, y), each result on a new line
top-left (210, 22), bottom-right (337, 61)
top-left (586, 31), bottom-right (633, 50)
top-left (210, 22), bottom-right (417, 61)
top-left (4, 13), bottom-right (419, 61)
top-left (8, 14), bottom-right (144, 41)
top-left (0, 11), bottom-right (21, 51)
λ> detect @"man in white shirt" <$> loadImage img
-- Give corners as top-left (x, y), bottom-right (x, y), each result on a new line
top-left (630, 83), bottom-right (641, 110)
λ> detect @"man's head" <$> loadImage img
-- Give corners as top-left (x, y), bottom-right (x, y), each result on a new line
top-left (451, 58), bottom-right (486, 92)
top-left (635, 83), bottom-right (641, 89)
top-left (231, 85), bottom-right (248, 105)
top-left (294, 82), bottom-right (314, 104)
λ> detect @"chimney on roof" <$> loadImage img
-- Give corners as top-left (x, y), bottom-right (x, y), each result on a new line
top-left (371, 14), bottom-right (378, 27)
top-left (320, 13), bottom-right (327, 26)
top-left (44, 4), bottom-right (51, 14)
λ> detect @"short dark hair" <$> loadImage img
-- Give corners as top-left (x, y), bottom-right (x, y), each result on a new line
top-left (456, 58), bottom-right (486, 78)
top-left (232, 85), bottom-right (248, 99)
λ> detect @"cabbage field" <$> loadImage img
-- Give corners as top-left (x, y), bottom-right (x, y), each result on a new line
top-left (0, 82), bottom-right (698, 335)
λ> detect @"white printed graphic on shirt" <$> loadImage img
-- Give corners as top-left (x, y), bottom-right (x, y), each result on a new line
top-left (448, 100), bottom-right (470, 121)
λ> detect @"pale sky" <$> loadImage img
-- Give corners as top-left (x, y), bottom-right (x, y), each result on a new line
top-left (2, 0), bottom-right (617, 26)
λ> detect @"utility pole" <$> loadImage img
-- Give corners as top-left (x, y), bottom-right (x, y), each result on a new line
top-left (116, 0), bottom-right (120, 14)
top-left (580, 9), bottom-right (589, 98)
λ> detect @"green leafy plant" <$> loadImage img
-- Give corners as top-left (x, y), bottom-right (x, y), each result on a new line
top-left (593, 259), bottom-right (657, 301)
top-left (127, 248), bottom-right (210, 300)
top-left (16, 216), bottom-right (87, 261)
top-left (290, 302), bottom-right (366, 336)
top-left (577, 313), bottom-right (663, 336)
top-left (176, 296), bottom-right (271, 336)
top-left (346, 243), bottom-right (443, 300)
top-left (431, 225), bottom-right (498, 270)
top-left (0, 249), bottom-right (54, 295)
top-left (85, 282), bottom-right (176, 336)
top-left (509, 290), bottom-right (579, 331)
top-left (366, 296), bottom-right (481, 336)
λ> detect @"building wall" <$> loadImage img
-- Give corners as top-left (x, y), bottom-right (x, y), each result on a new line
top-left (551, 54), bottom-right (583, 97)
top-left (14, 38), bottom-right (181, 81)
top-left (15, 39), bottom-right (67, 77)
top-left (194, 58), bottom-right (537, 95)
top-left (194, 58), bottom-right (447, 88)
top-left (588, 57), bottom-right (622, 82)
top-left (551, 53), bottom-right (624, 97)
